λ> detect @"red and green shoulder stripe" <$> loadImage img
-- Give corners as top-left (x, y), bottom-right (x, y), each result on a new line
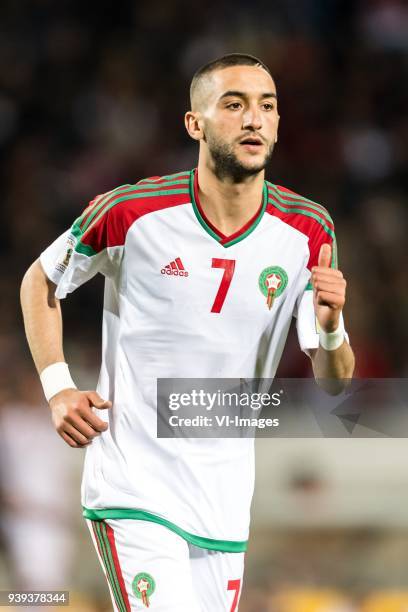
top-left (266, 181), bottom-right (338, 279)
top-left (70, 171), bottom-right (191, 257)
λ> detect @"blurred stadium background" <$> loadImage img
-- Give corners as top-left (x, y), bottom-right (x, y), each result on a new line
top-left (1, 0), bottom-right (408, 610)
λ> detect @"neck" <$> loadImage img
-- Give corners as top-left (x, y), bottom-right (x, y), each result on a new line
top-left (196, 157), bottom-right (265, 237)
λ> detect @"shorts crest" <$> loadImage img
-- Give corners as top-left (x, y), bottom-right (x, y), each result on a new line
top-left (132, 572), bottom-right (156, 607)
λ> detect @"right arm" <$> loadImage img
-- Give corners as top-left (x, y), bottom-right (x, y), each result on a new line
top-left (20, 259), bottom-right (111, 448)
top-left (20, 259), bottom-right (64, 373)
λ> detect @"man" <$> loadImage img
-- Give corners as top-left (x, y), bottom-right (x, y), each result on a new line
top-left (20, 53), bottom-right (354, 611)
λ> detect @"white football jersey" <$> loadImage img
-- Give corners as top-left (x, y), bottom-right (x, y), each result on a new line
top-left (40, 169), bottom-right (345, 552)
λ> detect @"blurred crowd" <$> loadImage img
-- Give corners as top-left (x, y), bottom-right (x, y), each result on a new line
top-left (1, 0), bottom-right (408, 608)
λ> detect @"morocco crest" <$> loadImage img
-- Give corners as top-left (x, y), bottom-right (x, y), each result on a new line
top-left (258, 266), bottom-right (288, 310)
top-left (132, 572), bottom-right (156, 607)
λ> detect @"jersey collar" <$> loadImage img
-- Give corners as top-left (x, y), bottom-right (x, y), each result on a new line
top-left (189, 169), bottom-right (268, 248)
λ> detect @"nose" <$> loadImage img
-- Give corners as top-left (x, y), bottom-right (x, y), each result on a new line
top-left (242, 105), bottom-right (262, 130)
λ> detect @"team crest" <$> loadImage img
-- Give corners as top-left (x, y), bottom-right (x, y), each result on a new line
top-left (132, 572), bottom-right (156, 607)
top-left (258, 266), bottom-right (288, 310)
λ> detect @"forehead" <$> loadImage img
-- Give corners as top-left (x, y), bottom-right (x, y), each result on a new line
top-left (210, 65), bottom-right (276, 99)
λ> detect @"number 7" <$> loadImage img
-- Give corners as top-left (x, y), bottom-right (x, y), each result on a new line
top-left (211, 258), bottom-right (236, 313)
top-left (227, 579), bottom-right (241, 612)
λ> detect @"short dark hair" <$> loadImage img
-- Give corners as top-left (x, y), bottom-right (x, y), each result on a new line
top-left (190, 53), bottom-right (272, 108)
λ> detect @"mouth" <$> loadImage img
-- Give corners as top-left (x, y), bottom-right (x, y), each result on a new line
top-left (239, 136), bottom-right (264, 151)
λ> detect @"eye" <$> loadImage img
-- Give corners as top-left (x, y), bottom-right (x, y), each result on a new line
top-left (262, 102), bottom-right (275, 111)
top-left (226, 102), bottom-right (242, 110)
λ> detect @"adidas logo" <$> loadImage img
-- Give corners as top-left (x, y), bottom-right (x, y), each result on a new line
top-left (161, 257), bottom-right (189, 277)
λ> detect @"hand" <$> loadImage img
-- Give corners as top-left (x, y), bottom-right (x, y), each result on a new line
top-left (49, 389), bottom-right (112, 448)
top-left (312, 243), bottom-right (347, 333)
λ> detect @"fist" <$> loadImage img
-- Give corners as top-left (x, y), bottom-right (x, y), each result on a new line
top-left (311, 243), bottom-right (347, 333)
top-left (49, 388), bottom-right (112, 448)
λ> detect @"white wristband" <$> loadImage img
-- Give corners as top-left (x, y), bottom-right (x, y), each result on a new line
top-left (319, 323), bottom-right (345, 351)
top-left (40, 362), bottom-right (77, 402)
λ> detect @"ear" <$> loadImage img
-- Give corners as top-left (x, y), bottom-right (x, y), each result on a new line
top-left (184, 111), bottom-right (204, 141)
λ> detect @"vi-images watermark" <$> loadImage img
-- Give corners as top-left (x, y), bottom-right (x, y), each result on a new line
top-left (157, 382), bottom-right (285, 437)
top-left (158, 378), bottom-right (408, 439)
top-left (167, 388), bottom-right (283, 430)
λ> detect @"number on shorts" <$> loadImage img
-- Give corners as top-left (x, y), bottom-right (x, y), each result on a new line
top-left (227, 579), bottom-right (241, 612)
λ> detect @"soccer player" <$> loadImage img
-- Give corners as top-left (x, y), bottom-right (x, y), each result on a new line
top-left (20, 53), bottom-right (355, 611)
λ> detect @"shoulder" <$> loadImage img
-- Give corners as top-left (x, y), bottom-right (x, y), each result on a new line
top-left (71, 170), bottom-right (192, 254)
top-left (74, 170), bottom-right (192, 232)
top-left (265, 180), bottom-right (335, 242)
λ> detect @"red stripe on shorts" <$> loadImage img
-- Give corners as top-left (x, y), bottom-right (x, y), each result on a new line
top-left (105, 522), bottom-right (131, 612)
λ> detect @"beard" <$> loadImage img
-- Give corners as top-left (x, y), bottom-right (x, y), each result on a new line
top-left (205, 130), bottom-right (275, 182)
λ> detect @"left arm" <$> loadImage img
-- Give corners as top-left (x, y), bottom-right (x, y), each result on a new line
top-left (309, 342), bottom-right (355, 384)
top-left (309, 243), bottom-right (355, 392)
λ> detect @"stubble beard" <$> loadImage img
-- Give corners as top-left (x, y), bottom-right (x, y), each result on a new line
top-left (206, 132), bottom-right (275, 182)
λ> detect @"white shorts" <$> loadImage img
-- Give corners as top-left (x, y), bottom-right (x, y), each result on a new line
top-left (86, 519), bottom-right (245, 611)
